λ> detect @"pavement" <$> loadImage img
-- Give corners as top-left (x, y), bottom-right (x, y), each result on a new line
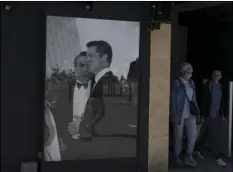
top-left (169, 150), bottom-right (232, 172)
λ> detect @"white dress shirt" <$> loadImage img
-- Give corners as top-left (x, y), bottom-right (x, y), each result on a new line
top-left (72, 79), bottom-right (91, 139)
top-left (73, 79), bottom-right (91, 120)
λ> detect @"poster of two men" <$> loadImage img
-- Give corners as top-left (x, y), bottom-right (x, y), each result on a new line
top-left (44, 16), bottom-right (140, 161)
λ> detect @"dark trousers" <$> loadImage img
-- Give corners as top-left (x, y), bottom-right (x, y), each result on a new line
top-left (195, 117), bottom-right (221, 159)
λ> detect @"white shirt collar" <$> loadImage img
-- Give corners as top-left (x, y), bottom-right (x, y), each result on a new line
top-left (76, 78), bottom-right (90, 84)
top-left (95, 67), bottom-right (110, 83)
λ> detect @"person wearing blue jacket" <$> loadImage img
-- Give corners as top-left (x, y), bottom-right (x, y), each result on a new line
top-left (170, 62), bottom-right (200, 167)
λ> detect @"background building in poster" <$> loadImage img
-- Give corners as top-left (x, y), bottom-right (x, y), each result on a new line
top-left (44, 16), bottom-right (140, 161)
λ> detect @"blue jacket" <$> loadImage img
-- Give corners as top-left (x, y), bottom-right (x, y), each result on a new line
top-left (170, 78), bottom-right (199, 121)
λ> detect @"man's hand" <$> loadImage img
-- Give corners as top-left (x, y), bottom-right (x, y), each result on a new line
top-left (68, 116), bottom-right (83, 137)
top-left (46, 101), bottom-right (56, 108)
top-left (68, 121), bottom-right (79, 136)
top-left (50, 101), bottom-right (56, 108)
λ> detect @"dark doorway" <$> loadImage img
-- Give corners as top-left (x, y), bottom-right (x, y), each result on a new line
top-left (179, 3), bottom-right (233, 103)
top-left (169, 3), bottom-right (233, 170)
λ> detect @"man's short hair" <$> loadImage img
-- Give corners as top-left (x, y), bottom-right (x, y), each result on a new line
top-left (86, 40), bottom-right (113, 65)
top-left (74, 51), bottom-right (87, 67)
top-left (212, 69), bottom-right (221, 73)
top-left (212, 69), bottom-right (222, 75)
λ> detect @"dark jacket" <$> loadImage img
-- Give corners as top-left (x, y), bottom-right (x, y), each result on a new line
top-left (170, 78), bottom-right (199, 122)
top-left (200, 81), bottom-right (224, 118)
top-left (127, 58), bottom-right (139, 81)
top-left (90, 78), bottom-right (103, 99)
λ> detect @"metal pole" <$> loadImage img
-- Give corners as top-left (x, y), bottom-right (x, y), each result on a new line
top-left (228, 81), bottom-right (233, 157)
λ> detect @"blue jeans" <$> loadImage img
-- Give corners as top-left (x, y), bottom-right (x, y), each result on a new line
top-left (173, 115), bottom-right (197, 157)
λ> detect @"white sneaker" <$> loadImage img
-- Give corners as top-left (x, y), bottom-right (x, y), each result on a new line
top-left (194, 151), bottom-right (204, 159)
top-left (216, 158), bottom-right (227, 167)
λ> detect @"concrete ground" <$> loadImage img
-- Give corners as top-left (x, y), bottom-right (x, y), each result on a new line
top-left (169, 150), bottom-right (232, 172)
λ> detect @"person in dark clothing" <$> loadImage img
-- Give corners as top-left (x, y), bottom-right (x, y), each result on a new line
top-left (194, 70), bottom-right (227, 167)
top-left (83, 40), bottom-right (113, 139)
top-left (89, 77), bottom-right (105, 137)
top-left (69, 41), bottom-right (112, 140)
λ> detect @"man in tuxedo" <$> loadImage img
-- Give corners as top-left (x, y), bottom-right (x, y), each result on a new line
top-left (85, 40), bottom-right (113, 138)
top-left (68, 51), bottom-right (92, 139)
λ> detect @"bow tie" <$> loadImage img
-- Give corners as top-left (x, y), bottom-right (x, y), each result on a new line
top-left (76, 82), bottom-right (88, 89)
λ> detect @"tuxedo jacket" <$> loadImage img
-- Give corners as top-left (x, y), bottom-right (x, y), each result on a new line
top-left (89, 71), bottom-right (110, 99)
top-left (78, 72), bottom-right (107, 136)
top-left (90, 78), bottom-right (103, 99)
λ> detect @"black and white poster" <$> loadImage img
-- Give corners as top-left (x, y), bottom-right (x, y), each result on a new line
top-left (44, 16), bottom-right (140, 161)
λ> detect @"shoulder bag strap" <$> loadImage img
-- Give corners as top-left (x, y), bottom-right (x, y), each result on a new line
top-left (178, 79), bottom-right (194, 101)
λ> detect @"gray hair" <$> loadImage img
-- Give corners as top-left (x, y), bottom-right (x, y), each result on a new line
top-left (180, 62), bottom-right (193, 73)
